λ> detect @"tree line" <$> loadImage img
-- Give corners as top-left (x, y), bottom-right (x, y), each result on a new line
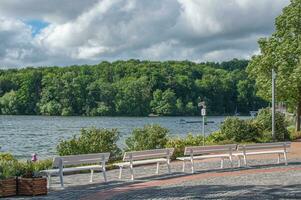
top-left (0, 59), bottom-right (267, 116)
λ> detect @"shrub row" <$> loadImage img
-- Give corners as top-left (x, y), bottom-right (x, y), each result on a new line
top-left (56, 108), bottom-right (290, 161)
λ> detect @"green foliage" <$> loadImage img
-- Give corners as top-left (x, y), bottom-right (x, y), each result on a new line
top-left (114, 77), bottom-right (151, 116)
top-left (17, 161), bottom-right (36, 178)
top-left (0, 153), bottom-right (18, 179)
top-left (220, 117), bottom-right (261, 142)
top-left (165, 134), bottom-right (204, 159)
top-left (0, 60), bottom-right (267, 116)
top-left (206, 131), bottom-right (230, 144)
top-left (57, 127), bottom-right (121, 160)
top-left (0, 153), bottom-right (17, 162)
top-left (289, 129), bottom-right (301, 141)
top-left (247, 0), bottom-right (301, 130)
top-left (150, 89), bottom-right (177, 115)
top-left (125, 125), bottom-right (169, 151)
top-left (255, 108), bottom-right (290, 141)
top-left (213, 109), bottom-right (290, 143)
top-left (0, 90), bottom-right (19, 114)
top-left (0, 161), bottom-right (19, 179)
top-left (39, 100), bottom-right (62, 116)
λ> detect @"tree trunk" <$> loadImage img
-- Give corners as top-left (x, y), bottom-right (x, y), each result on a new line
top-left (296, 101), bottom-right (301, 131)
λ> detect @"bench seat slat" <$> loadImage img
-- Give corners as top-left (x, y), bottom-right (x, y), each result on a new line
top-left (41, 165), bottom-right (104, 175)
top-left (234, 150), bottom-right (287, 156)
top-left (177, 153), bottom-right (230, 161)
top-left (114, 158), bottom-right (167, 167)
top-left (184, 144), bottom-right (237, 156)
top-left (237, 142), bottom-right (291, 151)
top-left (53, 153), bottom-right (110, 167)
top-left (123, 148), bottom-right (174, 161)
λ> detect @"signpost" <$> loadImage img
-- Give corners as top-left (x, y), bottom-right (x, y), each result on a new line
top-left (198, 101), bottom-right (206, 146)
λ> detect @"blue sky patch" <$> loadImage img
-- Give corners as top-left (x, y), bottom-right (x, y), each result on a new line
top-left (25, 19), bottom-right (50, 36)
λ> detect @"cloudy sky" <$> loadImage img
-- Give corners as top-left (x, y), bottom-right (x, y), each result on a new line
top-left (0, 0), bottom-right (290, 68)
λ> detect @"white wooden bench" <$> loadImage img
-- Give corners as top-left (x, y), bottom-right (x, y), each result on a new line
top-left (177, 144), bottom-right (237, 173)
top-left (114, 148), bottom-right (174, 180)
top-left (41, 153), bottom-right (110, 188)
top-left (234, 142), bottom-right (291, 167)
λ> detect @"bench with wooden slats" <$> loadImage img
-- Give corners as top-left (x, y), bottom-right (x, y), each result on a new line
top-left (114, 148), bottom-right (174, 180)
top-left (41, 153), bottom-right (110, 188)
top-left (177, 144), bottom-right (237, 173)
top-left (233, 142), bottom-right (291, 167)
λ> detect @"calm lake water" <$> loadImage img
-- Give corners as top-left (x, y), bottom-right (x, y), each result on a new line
top-left (0, 115), bottom-right (250, 159)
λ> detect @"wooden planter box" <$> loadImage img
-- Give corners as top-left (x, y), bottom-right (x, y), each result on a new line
top-left (17, 177), bottom-right (47, 196)
top-left (0, 178), bottom-right (17, 197)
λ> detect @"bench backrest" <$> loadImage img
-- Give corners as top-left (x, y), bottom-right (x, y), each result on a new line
top-left (184, 144), bottom-right (237, 156)
top-left (123, 148), bottom-right (174, 162)
top-left (237, 142), bottom-right (291, 152)
top-left (53, 153), bottom-right (110, 168)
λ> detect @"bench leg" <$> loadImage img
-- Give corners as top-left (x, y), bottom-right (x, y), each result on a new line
top-left (130, 164), bottom-right (134, 180)
top-left (190, 159), bottom-right (194, 174)
top-left (102, 166), bottom-right (107, 182)
top-left (90, 169), bottom-right (94, 183)
top-left (156, 162), bottom-right (160, 174)
top-left (284, 152), bottom-right (288, 166)
top-left (229, 156), bottom-right (233, 168)
top-left (278, 154), bottom-right (281, 164)
top-left (47, 174), bottom-right (51, 189)
top-left (243, 155), bottom-right (247, 167)
top-left (238, 156), bottom-right (241, 167)
top-left (182, 160), bottom-right (186, 172)
top-left (220, 158), bottom-right (224, 169)
top-left (119, 167), bottom-right (123, 179)
top-left (167, 160), bottom-right (171, 174)
top-left (59, 172), bottom-right (64, 188)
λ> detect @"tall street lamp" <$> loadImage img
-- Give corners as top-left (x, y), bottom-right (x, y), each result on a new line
top-left (272, 69), bottom-right (276, 140)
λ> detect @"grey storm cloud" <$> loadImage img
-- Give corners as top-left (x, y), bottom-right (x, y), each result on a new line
top-left (0, 0), bottom-right (290, 68)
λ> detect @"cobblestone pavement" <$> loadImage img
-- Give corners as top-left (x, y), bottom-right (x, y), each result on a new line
top-left (5, 157), bottom-right (301, 200)
top-left (110, 164), bottom-right (301, 200)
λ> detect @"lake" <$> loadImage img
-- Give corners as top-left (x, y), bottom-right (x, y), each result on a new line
top-left (0, 115), bottom-right (250, 159)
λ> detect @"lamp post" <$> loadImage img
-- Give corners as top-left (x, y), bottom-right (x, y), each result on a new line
top-left (272, 69), bottom-right (276, 140)
top-left (198, 101), bottom-right (206, 146)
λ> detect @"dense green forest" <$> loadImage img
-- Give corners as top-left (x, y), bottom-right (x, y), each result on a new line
top-left (0, 59), bottom-right (267, 116)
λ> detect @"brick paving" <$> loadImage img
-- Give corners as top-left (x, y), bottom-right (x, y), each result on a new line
top-left (5, 142), bottom-right (301, 200)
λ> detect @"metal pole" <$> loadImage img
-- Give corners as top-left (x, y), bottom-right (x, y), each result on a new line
top-left (202, 115), bottom-right (205, 146)
top-left (272, 69), bottom-right (276, 140)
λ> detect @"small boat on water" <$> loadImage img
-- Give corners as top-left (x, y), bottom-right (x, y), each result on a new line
top-left (179, 119), bottom-right (215, 124)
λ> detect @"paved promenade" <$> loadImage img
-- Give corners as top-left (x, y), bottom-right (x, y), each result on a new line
top-left (6, 142), bottom-right (301, 200)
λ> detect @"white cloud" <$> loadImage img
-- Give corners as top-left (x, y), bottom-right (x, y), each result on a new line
top-left (0, 0), bottom-right (290, 68)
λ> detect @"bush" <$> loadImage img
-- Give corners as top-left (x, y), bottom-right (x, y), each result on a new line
top-left (0, 153), bottom-right (17, 162)
top-left (57, 127), bottom-right (121, 161)
top-left (125, 125), bottom-right (169, 151)
top-left (255, 108), bottom-right (290, 141)
top-left (220, 117), bottom-right (260, 142)
top-left (206, 131), bottom-right (234, 145)
top-left (165, 134), bottom-right (204, 159)
top-left (0, 160), bottom-right (19, 179)
top-left (288, 125), bottom-right (301, 141)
